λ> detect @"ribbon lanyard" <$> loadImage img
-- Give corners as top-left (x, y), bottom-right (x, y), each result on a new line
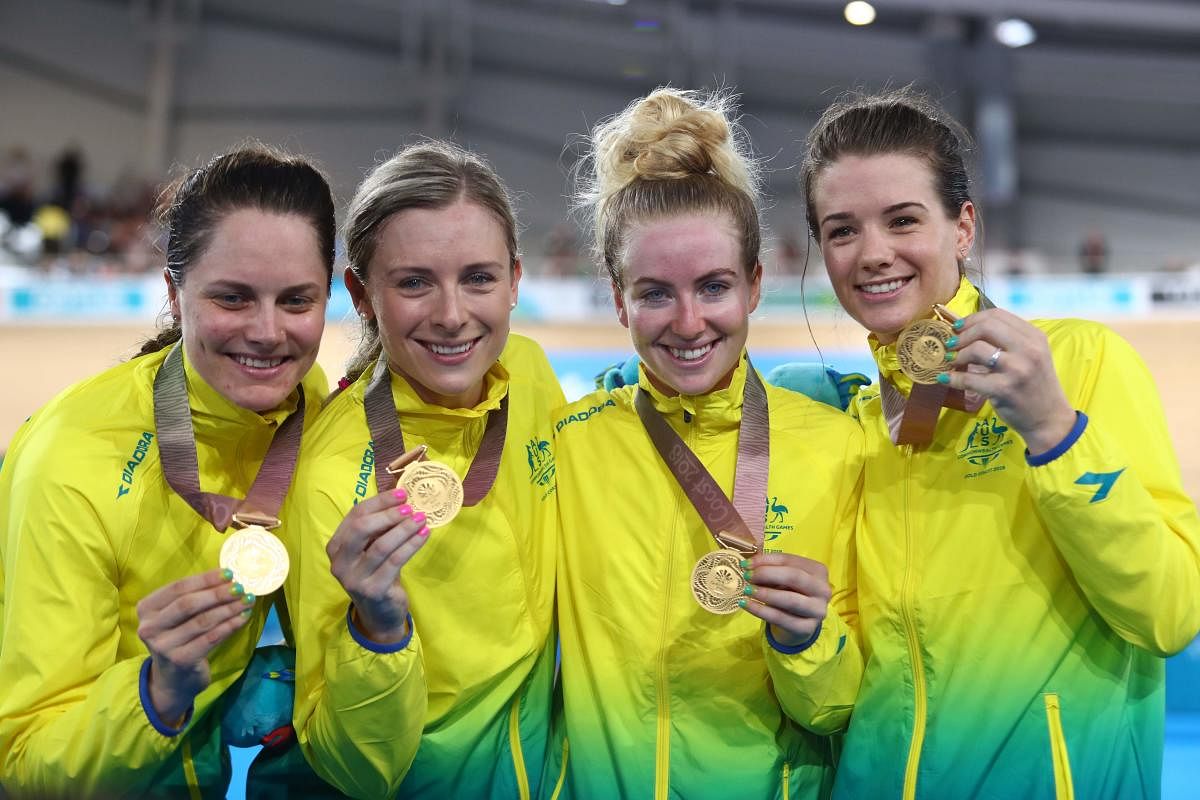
top-left (881, 289), bottom-right (996, 446)
top-left (362, 354), bottom-right (508, 502)
top-left (634, 361), bottom-right (770, 556)
top-left (152, 344), bottom-right (305, 531)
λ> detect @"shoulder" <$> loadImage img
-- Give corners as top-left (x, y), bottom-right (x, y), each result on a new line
top-left (502, 333), bottom-right (561, 390)
top-left (298, 375), bottom-right (370, 461)
top-left (553, 386), bottom-right (632, 439)
top-left (1034, 317), bottom-right (1146, 375)
top-left (764, 380), bottom-right (862, 441)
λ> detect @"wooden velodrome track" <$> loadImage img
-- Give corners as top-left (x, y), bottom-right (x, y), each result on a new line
top-left (1, 319), bottom-right (1196, 503)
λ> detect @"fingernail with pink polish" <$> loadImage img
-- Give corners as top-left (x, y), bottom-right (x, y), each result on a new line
top-left (393, 489), bottom-right (407, 501)
top-left (412, 511), bottom-right (427, 525)
top-left (417, 526), bottom-right (431, 538)
top-left (398, 504), bottom-right (413, 516)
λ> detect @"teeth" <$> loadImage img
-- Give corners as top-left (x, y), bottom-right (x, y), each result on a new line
top-left (668, 343), bottom-right (714, 361)
top-left (427, 341), bottom-right (472, 355)
top-left (235, 355), bottom-right (284, 368)
top-left (862, 279), bottom-right (906, 295)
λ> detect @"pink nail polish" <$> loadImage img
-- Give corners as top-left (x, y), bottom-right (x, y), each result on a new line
top-left (412, 511), bottom-right (427, 525)
top-left (417, 526), bottom-right (431, 538)
top-left (398, 504), bottom-right (413, 516)
top-left (393, 489), bottom-right (407, 501)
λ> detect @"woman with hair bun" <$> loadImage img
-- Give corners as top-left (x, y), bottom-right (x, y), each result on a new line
top-left (283, 140), bottom-right (562, 800)
top-left (550, 88), bottom-right (865, 799)
top-left (799, 88), bottom-right (1200, 799)
top-left (0, 143), bottom-right (334, 797)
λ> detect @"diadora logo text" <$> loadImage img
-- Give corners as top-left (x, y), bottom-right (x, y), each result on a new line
top-left (555, 398), bottom-right (616, 432)
top-left (763, 495), bottom-right (793, 542)
top-left (352, 442), bottom-right (375, 505)
top-left (526, 437), bottom-right (555, 488)
top-left (959, 416), bottom-right (1015, 478)
top-left (116, 431), bottom-right (154, 499)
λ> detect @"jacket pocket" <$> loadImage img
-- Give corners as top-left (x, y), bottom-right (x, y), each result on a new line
top-left (1043, 693), bottom-right (1075, 800)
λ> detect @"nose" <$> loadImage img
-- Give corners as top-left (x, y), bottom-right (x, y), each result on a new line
top-left (430, 287), bottom-right (467, 332)
top-left (246, 304), bottom-right (284, 347)
top-left (671, 295), bottom-right (706, 340)
top-left (859, 224), bottom-right (895, 271)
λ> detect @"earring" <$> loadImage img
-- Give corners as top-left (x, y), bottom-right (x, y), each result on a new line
top-left (510, 300), bottom-right (517, 309)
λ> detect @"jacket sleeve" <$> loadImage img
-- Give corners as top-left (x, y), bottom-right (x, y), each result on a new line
top-left (0, 470), bottom-right (183, 795)
top-left (1028, 324), bottom-right (1200, 656)
top-left (286, 471), bottom-right (427, 800)
top-left (764, 423), bottom-right (865, 735)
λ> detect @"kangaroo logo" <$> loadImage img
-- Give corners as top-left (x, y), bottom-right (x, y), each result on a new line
top-left (526, 437), bottom-right (555, 487)
top-left (767, 496), bottom-right (789, 524)
top-left (959, 416), bottom-right (1014, 475)
top-left (763, 495), bottom-right (793, 543)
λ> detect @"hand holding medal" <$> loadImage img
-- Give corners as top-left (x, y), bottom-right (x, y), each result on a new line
top-left (937, 307), bottom-right (1077, 455)
top-left (738, 553), bottom-right (832, 646)
top-left (326, 483), bottom-right (431, 645)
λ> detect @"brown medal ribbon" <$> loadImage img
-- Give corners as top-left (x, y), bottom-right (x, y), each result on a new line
top-left (634, 361), bottom-right (770, 556)
top-left (881, 290), bottom-right (996, 446)
top-left (152, 343), bottom-right (306, 531)
top-left (362, 354), bottom-right (508, 503)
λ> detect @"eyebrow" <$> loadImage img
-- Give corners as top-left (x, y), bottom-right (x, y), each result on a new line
top-left (205, 280), bottom-right (323, 294)
top-left (629, 268), bottom-right (740, 289)
top-left (383, 261), bottom-right (507, 277)
top-left (820, 201), bottom-right (929, 228)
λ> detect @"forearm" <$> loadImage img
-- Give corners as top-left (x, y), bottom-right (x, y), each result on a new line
top-left (295, 611), bottom-right (427, 800)
top-left (0, 656), bottom-right (186, 795)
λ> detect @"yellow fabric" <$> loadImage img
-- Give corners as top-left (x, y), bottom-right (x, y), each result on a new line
top-left (0, 345), bottom-right (327, 798)
top-left (552, 355), bottom-right (865, 799)
top-left (286, 333), bottom-right (563, 800)
top-left (834, 280), bottom-right (1200, 799)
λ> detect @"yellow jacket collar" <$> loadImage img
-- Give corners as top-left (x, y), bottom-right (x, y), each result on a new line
top-left (870, 276), bottom-right (980, 394)
top-left (387, 360), bottom-right (510, 420)
top-left (637, 353), bottom-right (749, 431)
top-left (181, 346), bottom-right (299, 434)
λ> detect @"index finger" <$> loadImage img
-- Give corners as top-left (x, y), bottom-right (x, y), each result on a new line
top-left (139, 568), bottom-right (232, 613)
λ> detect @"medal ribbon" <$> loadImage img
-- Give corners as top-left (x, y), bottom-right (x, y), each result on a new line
top-left (153, 344), bottom-right (306, 531)
top-left (634, 360), bottom-right (770, 556)
top-left (362, 354), bottom-right (508, 503)
top-left (882, 289), bottom-right (996, 446)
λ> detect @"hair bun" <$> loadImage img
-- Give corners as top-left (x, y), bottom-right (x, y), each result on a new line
top-left (623, 91), bottom-right (730, 181)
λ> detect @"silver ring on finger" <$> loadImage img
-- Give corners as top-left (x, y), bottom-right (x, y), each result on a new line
top-left (985, 348), bottom-right (1004, 370)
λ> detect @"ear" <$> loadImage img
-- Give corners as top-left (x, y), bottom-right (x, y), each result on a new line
top-left (509, 258), bottom-right (523, 310)
top-left (164, 269), bottom-right (180, 320)
top-left (747, 261), bottom-right (763, 315)
top-left (956, 201), bottom-right (977, 256)
top-left (343, 266), bottom-right (373, 320)
top-left (611, 280), bottom-right (629, 329)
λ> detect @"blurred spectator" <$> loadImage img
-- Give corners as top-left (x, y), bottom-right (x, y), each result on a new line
top-left (543, 223), bottom-right (584, 276)
top-left (1078, 228), bottom-right (1109, 274)
top-left (0, 147), bottom-right (36, 228)
top-left (52, 144), bottom-right (84, 210)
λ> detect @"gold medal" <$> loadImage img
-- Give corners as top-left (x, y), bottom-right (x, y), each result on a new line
top-left (219, 525), bottom-right (289, 595)
top-left (691, 548), bottom-right (747, 615)
top-left (396, 460), bottom-right (464, 528)
top-left (896, 317), bottom-right (955, 384)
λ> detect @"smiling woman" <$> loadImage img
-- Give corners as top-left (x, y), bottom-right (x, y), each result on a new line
top-left (277, 140), bottom-right (563, 799)
top-left (0, 143), bottom-right (335, 798)
top-left (549, 87), bottom-right (866, 800)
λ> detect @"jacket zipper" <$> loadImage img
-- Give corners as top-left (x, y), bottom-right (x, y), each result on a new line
top-left (548, 738), bottom-right (569, 800)
top-left (508, 694), bottom-right (531, 800)
top-left (181, 737), bottom-right (202, 800)
top-left (1043, 693), bottom-right (1076, 800)
top-left (900, 445), bottom-right (927, 800)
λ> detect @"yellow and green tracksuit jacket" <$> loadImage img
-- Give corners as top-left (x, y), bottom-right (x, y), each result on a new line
top-left (552, 355), bottom-right (866, 800)
top-left (286, 333), bottom-right (563, 800)
top-left (0, 345), bottom-right (327, 798)
top-left (834, 279), bottom-right (1200, 800)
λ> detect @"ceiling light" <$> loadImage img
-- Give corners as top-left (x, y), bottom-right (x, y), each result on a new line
top-left (844, 2), bottom-right (876, 26)
top-left (995, 18), bottom-right (1036, 48)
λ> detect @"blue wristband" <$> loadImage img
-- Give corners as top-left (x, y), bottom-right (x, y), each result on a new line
top-left (139, 658), bottom-right (192, 737)
top-left (347, 607), bottom-right (414, 654)
top-left (1026, 411), bottom-right (1088, 467)
top-left (766, 621), bottom-right (822, 655)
